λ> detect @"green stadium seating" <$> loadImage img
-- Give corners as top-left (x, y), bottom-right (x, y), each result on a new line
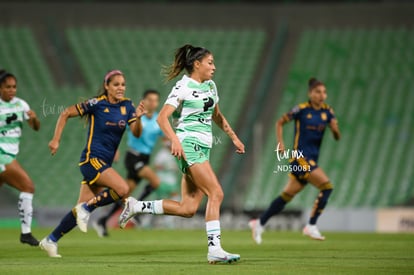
top-left (0, 27), bottom-right (89, 206)
top-left (5, 25), bottom-right (411, 210)
top-left (245, 27), bottom-right (414, 210)
top-left (0, 26), bottom-right (265, 207)
top-left (66, 27), bottom-right (266, 173)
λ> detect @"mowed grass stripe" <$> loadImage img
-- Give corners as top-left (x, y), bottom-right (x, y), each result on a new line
top-left (0, 229), bottom-right (413, 274)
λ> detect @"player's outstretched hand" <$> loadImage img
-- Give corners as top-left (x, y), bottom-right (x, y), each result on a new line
top-left (233, 138), bottom-right (245, 154)
top-left (136, 101), bottom-right (147, 118)
top-left (171, 139), bottom-right (186, 160)
top-left (48, 139), bottom-right (59, 155)
top-left (26, 110), bottom-right (37, 119)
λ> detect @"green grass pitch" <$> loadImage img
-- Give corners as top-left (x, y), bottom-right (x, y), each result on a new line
top-left (0, 228), bottom-right (413, 274)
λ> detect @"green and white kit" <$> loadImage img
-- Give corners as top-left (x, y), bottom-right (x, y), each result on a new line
top-left (0, 97), bottom-right (30, 171)
top-left (154, 147), bottom-right (179, 197)
top-left (165, 75), bottom-right (219, 172)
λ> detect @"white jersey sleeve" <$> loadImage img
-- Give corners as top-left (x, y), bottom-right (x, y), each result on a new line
top-left (164, 80), bottom-right (192, 109)
top-left (209, 80), bottom-right (219, 104)
top-left (19, 98), bottom-right (31, 120)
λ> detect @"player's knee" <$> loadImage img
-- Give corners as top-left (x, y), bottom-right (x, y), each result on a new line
top-left (281, 192), bottom-right (294, 202)
top-left (319, 181), bottom-right (333, 191)
top-left (209, 188), bottom-right (224, 205)
top-left (115, 184), bottom-right (129, 198)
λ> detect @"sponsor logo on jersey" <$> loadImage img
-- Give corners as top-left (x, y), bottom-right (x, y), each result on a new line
top-left (198, 118), bottom-right (211, 124)
top-left (118, 120), bottom-right (126, 129)
top-left (105, 121), bottom-right (117, 126)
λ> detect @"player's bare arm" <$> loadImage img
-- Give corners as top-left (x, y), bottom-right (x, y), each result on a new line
top-left (329, 118), bottom-right (341, 140)
top-left (26, 110), bottom-right (40, 131)
top-left (212, 104), bottom-right (245, 154)
top-left (275, 115), bottom-right (290, 152)
top-left (48, 105), bottom-right (80, 155)
top-left (130, 101), bottom-right (145, 138)
top-left (157, 104), bottom-right (186, 160)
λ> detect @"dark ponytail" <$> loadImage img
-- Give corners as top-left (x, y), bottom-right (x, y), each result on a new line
top-left (0, 70), bottom-right (16, 85)
top-left (308, 77), bottom-right (324, 90)
top-left (163, 44), bottom-right (211, 81)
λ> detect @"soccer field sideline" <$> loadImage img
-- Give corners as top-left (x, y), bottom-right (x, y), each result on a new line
top-left (0, 228), bottom-right (413, 274)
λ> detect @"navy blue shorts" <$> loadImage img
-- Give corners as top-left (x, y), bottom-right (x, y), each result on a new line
top-left (79, 158), bottom-right (110, 185)
top-left (289, 157), bottom-right (318, 185)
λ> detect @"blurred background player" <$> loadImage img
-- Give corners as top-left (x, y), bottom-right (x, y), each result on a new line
top-left (249, 77), bottom-right (341, 244)
top-left (118, 44), bottom-right (245, 264)
top-left (139, 139), bottom-right (180, 229)
top-left (93, 89), bottom-right (163, 237)
top-left (39, 70), bottom-right (145, 258)
top-left (0, 70), bottom-right (40, 246)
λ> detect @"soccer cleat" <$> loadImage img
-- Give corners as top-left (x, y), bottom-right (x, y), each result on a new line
top-left (39, 237), bottom-right (62, 258)
top-left (118, 197), bottom-right (139, 229)
top-left (75, 203), bottom-right (90, 233)
top-left (303, 224), bottom-right (325, 241)
top-left (92, 218), bottom-right (108, 237)
top-left (207, 248), bottom-right (240, 264)
top-left (20, 233), bottom-right (39, 246)
top-left (248, 219), bottom-right (264, 245)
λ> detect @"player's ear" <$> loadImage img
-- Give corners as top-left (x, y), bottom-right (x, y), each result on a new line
top-left (194, 60), bottom-right (201, 69)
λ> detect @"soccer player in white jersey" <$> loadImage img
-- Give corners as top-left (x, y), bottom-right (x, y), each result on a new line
top-left (119, 44), bottom-right (245, 264)
top-left (0, 70), bottom-right (40, 246)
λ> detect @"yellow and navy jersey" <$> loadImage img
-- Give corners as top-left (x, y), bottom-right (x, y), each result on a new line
top-left (76, 95), bottom-right (137, 166)
top-left (284, 101), bottom-right (335, 162)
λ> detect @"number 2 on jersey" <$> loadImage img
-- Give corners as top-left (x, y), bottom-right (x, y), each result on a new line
top-left (203, 97), bottom-right (214, 112)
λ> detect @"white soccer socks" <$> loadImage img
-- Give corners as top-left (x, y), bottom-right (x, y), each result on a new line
top-left (206, 220), bottom-right (222, 252)
top-left (18, 192), bottom-right (34, 234)
top-left (133, 199), bottom-right (164, 215)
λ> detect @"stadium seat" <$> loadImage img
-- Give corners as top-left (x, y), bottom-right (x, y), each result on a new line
top-left (0, 26), bottom-right (266, 207)
top-left (66, 27), bottom-right (266, 173)
top-left (0, 27), bottom-right (90, 206)
top-left (245, 27), bottom-right (414, 210)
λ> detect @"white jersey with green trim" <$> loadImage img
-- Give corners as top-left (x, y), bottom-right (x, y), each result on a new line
top-left (0, 97), bottom-right (30, 155)
top-left (165, 75), bottom-right (219, 148)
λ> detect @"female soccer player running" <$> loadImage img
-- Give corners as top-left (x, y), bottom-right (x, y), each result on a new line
top-left (249, 78), bottom-right (341, 244)
top-left (0, 70), bottom-right (40, 246)
top-left (94, 89), bottom-right (163, 237)
top-left (119, 44), bottom-right (245, 264)
top-left (39, 70), bottom-right (145, 257)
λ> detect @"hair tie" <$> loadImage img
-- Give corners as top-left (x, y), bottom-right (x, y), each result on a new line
top-left (104, 70), bottom-right (123, 84)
